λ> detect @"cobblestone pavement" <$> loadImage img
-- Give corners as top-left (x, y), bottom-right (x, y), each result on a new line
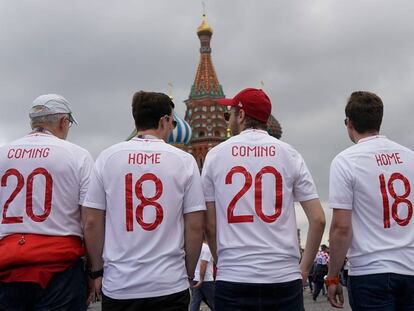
top-left (88, 287), bottom-right (352, 310)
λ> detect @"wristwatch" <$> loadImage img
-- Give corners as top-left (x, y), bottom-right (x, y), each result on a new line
top-left (325, 276), bottom-right (340, 286)
top-left (89, 269), bottom-right (104, 279)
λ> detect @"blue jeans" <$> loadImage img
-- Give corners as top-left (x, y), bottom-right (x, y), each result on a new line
top-left (190, 281), bottom-right (215, 311)
top-left (215, 279), bottom-right (304, 311)
top-left (0, 259), bottom-right (87, 311)
top-left (348, 273), bottom-right (414, 311)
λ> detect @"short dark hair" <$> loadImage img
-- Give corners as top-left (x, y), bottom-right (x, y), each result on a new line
top-left (345, 91), bottom-right (383, 134)
top-left (232, 107), bottom-right (268, 130)
top-left (132, 91), bottom-right (174, 131)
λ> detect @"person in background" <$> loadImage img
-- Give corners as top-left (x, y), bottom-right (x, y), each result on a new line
top-left (190, 238), bottom-right (215, 311)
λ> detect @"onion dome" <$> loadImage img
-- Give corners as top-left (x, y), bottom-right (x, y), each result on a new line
top-left (168, 113), bottom-right (192, 145)
top-left (197, 14), bottom-right (213, 35)
top-left (267, 114), bottom-right (283, 139)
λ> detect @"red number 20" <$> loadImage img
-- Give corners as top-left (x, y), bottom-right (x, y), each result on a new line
top-left (125, 173), bottom-right (164, 232)
top-left (380, 172), bottom-right (412, 228)
top-left (225, 166), bottom-right (283, 224)
top-left (1, 168), bottom-right (53, 224)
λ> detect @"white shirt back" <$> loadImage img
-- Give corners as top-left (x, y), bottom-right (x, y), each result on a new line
top-left (83, 137), bottom-right (206, 299)
top-left (329, 135), bottom-right (414, 276)
top-left (194, 243), bottom-right (214, 282)
top-left (0, 132), bottom-right (93, 239)
top-left (202, 129), bottom-right (318, 283)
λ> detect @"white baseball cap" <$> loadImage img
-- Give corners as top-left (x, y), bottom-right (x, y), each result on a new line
top-left (29, 94), bottom-right (78, 125)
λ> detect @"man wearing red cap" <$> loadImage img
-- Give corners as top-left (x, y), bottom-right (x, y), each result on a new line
top-left (202, 88), bottom-right (325, 310)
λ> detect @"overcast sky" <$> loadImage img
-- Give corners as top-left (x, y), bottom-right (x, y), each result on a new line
top-left (1, 0), bottom-right (413, 244)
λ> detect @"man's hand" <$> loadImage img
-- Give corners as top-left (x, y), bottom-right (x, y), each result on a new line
top-left (300, 269), bottom-right (309, 286)
top-left (94, 277), bottom-right (103, 301)
top-left (86, 277), bottom-right (95, 305)
top-left (192, 280), bottom-right (203, 289)
top-left (328, 283), bottom-right (344, 308)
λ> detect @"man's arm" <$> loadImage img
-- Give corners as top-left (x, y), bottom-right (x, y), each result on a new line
top-left (193, 260), bottom-right (208, 288)
top-left (299, 198), bottom-right (326, 281)
top-left (327, 209), bottom-right (352, 308)
top-left (82, 207), bottom-right (105, 271)
top-left (82, 206), bottom-right (105, 298)
top-left (205, 202), bottom-right (217, 263)
top-left (184, 210), bottom-right (205, 280)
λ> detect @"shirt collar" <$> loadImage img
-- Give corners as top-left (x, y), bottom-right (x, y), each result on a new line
top-left (240, 128), bottom-right (269, 136)
top-left (132, 135), bottom-right (164, 142)
top-left (357, 135), bottom-right (386, 144)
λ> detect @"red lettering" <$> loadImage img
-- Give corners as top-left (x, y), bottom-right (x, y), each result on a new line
top-left (375, 154), bottom-right (383, 166)
top-left (7, 149), bottom-right (14, 159)
top-left (232, 146), bottom-right (238, 157)
top-left (128, 153), bottom-right (136, 164)
top-left (396, 153), bottom-right (403, 164)
top-left (376, 153), bottom-right (404, 166)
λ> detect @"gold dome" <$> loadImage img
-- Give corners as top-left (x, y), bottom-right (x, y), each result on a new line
top-left (197, 15), bottom-right (213, 34)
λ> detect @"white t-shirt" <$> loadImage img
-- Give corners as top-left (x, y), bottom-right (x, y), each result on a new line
top-left (83, 137), bottom-right (206, 299)
top-left (329, 135), bottom-right (414, 276)
top-left (0, 132), bottom-right (93, 239)
top-left (202, 129), bottom-right (318, 283)
top-left (194, 243), bottom-right (214, 282)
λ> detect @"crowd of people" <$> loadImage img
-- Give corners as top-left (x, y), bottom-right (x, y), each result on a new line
top-left (0, 88), bottom-right (413, 311)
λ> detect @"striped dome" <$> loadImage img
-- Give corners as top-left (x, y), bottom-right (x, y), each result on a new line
top-left (168, 113), bottom-right (192, 145)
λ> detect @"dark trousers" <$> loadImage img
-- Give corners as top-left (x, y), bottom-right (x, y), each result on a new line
top-left (215, 279), bottom-right (304, 311)
top-left (190, 281), bottom-right (215, 311)
top-left (312, 280), bottom-right (325, 300)
top-left (348, 273), bottom-right (414, 311)
top-left (102, 289), bottom-right (190, 311)
top-left (0, 259), bottom-right (87, 311)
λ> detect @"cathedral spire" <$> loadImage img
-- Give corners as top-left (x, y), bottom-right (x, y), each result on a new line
top-left (189, 13), bottom-right (224, 99)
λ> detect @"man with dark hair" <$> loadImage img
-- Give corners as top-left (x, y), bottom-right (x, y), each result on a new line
top-left (0, 94), bottom-right (93, 310)
top-left (83, 91), bottom-right (205, 311)
top-left (327, 91), bottom-right (414, 309)
top-left (202, 88), bottom-right (325, 311)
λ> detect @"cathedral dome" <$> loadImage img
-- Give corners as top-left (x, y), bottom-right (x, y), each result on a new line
top-left (168, 113), bottom-right (192, 145)
top-left (197, 15), bottom-right (213, 35)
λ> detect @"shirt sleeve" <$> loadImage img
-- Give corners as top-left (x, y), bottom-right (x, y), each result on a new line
top-left (182, 157), bottom-right (206, 214)
top-left (78, 151), bottom-right (94, 206)
top-left (293, 153), bottom-right (319, 202)
top-left (200, 244), bottom-right (212, 262)
top-left (82, 156), bottom-right (107, 210)
top-left (329, 155), bottom-right (354, 210)
top-left (201, 152), bottom-right (215, 202)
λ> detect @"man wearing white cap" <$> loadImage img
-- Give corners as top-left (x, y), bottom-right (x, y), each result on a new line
top-left (202, 88), bottom-right (326, 310)
top-left (0, 94), bottom-right (93, 310)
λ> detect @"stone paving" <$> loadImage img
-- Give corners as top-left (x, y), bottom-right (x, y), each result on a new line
top-left (88, 287), bottom-right (352, 310)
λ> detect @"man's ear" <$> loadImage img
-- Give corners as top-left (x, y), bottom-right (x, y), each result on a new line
top-left (238, 109), bottom-right (246, 123)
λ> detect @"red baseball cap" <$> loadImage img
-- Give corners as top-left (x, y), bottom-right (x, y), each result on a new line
top-left (217, 88), bottom-right (271, 123)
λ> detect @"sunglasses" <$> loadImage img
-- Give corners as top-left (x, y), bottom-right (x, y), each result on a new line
top-left (224, 112), bottom-right (230, 121)
top-left (344, 118), bottom-right (348, 126)
top-left (163, 115), bottom-right (177, 129)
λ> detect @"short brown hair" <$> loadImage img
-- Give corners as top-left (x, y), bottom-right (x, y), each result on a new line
top-left (132, 91), bottom-right (174, 131)
top-left (345, 91), bottom-right (383, 133)
top-left (232, 107), bottom-right (267, 130)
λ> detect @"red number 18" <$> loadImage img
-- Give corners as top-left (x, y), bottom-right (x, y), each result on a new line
top-left (125, 173), bottom-right (164, 232)
top-left (380, 172), bottom-right (412, 228)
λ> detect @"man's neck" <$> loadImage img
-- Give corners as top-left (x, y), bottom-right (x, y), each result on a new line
top-left (31, 126), bottom-right (61, 138)
top-left (353, 131), bottom-right (380, 143)
top-left (136, 129), bottom-right (164, 140)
